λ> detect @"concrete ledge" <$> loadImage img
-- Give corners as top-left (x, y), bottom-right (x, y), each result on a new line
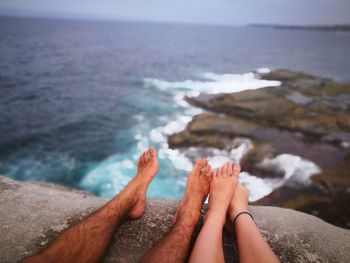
top-left (1, 176), bottom-right (349, 263)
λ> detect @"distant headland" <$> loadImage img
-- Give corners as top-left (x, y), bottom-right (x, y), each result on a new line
top-left (249, 24), bottom-right (350, 32)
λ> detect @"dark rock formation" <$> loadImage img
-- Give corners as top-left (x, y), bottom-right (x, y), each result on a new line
top-left (183, 70), bottom-right (350, 138)
top-left (1, 176), bottom-right (350, 263)
top-left (249, 24), bottom-right (350, 33)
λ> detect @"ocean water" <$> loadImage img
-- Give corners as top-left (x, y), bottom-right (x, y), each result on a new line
top-left (1, 16), bottom-right (350, 200)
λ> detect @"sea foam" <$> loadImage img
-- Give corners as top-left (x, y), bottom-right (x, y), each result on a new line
top-left (81, 69), bottom-right (318, 201)
top-left (258, 153), bottom-right (321, 187)
top-left (144, 71), bottom-right (280, 94)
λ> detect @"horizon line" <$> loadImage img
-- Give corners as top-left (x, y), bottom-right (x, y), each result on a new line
top-left (0, 11), bottom-right (245, 27)
top-left (2, 11), bottom-right (349, 28)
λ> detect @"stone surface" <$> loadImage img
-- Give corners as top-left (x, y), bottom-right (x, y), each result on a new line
top-left (1, 176), bottom-right (350, 263)
top-left (184, 69), bottom-right (350, 139)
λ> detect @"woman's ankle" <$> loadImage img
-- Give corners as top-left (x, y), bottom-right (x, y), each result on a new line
top-left (205, 208), bottom-right (226, 226)
top-left (229, 204), bottom-right (248, 222)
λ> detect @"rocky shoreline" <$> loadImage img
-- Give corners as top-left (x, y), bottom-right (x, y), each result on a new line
top-left (168, 69), bottom-right (350, 229)
top-left (249, 24), bottom-right (350, 32)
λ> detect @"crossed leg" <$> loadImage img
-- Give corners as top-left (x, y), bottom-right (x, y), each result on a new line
top-left (140, 159), bottom-right (213, 263)
top-left (21, 147), bottom-right (159, 263)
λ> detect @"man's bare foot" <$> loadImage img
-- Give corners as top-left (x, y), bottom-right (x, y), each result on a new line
top-left (205, 162), bottom-right (240, 226)
top-left (173, 159), bottom-right (213, 225)
top-left (225, 183), bottom-right (249, 234)
top-left (121, 147), bottom-right (159, 219)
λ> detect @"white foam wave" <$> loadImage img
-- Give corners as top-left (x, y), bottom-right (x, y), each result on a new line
top-left (256, 67), bottom-right (271, 74)
top-left (149, 115), bottom-right (193, 145)
top-left (204, 138), bottom-right (253, 169)
top-left (144, 71), bottom-right (280, 94)
top-left (180, 143), bottom-right (276, 202)
top-left (80, 154), bottom-right (137, 198)
top-left (164, 116), bottom-right (192, 134)
top-left (184, 145), bottom-right (321, 202)
top-left (149, 128), bottom-right (166, 144)
top-left (81, 69), bottom-right (319, 201)
top-left (184, 107), bottom-right (203, 116)
top-left (258, 153), bottom-right (321, 187)
top-left (159, 147), bottom-right (193, 172)
top-left (240, 154), bottom-right (321, 201)
top-left (230, 138), bottom-right (254, 164)
top-left (341, 141), bottom-right (350, 148)
top-left (239, 153), bottom-right (320, 201)
top-left (239, 172), bottom-right (279, 202)
top-left (174, 92), bottom-right (190, 107)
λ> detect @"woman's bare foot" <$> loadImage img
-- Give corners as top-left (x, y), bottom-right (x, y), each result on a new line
top-left (225, 183), bottom-right (249, 234)
top-left (173, 159), bottom-right (213, 225)
top-left (205, 162), bottom-right (240, 226)
top-left (122, 147), bottom-right (159, 219)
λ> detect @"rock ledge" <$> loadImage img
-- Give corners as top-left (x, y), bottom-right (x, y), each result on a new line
top-left (1, 176), bottom-right (350, 263)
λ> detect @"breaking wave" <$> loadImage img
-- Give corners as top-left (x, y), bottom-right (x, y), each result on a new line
top-left (80, 69), bottom-right (320, 201)
top-left (144, 70), bottom-right (281, 94)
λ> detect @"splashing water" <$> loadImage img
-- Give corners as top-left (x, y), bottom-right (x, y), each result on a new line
top-left (3, 68), bottom-right (321, 201)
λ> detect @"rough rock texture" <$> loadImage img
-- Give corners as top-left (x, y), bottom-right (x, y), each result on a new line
top-left (182, 70), bottom-right (350, 139)
top-left (168, 69), bottom-right (350, 228)
top-left (1, 176), bottom-right (350, 263)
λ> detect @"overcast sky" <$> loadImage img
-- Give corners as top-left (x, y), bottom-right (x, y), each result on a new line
top-left (1, 0), bottom-right (350, 26)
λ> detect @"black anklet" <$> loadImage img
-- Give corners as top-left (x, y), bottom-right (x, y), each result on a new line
top-left (232, 211), bottom-right (254, 226)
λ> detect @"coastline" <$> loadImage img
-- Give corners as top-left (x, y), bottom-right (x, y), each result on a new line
top-left (167, 69), bottom-right (350, 229)
top-left (249, 24), bottom-right (350, 32)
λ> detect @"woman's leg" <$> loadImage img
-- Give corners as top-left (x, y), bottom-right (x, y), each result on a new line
top-left (227, 184), bottom-right (280, 263)
top-left (189, 162), bottom-right (240, 263)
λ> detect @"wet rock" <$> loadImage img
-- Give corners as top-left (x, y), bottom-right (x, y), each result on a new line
top-left (169, 113), bottom-right (346, 172)
top-left (168, 113), bottom-right (261, 150)
top-left (283, 190), bottom-right (350, 229)
top-left (186, 90), bottom-right (341, 137)
top-left (312, 152), bottom-right (350, 192)
top-left (169, 69), bottom-right (350, 229)
top-left (187, 113), bottom-right (259, 137)
top-left (259, 69), bottom-right (324, 82)
top-left (184, 70), bottom-right (350, 138)
top-left (1, 176), bottom-right (350, 263)
top-left (258, 181), bottom-right (350, 229)
top-left (286, 91), bottom-right (314, 106)
top-left (253, 184), bottom-right (326, 208)
top-left (240, 143), bottom-right (285, 178)
top-left (254, 152), bottom-right (350, 229)
top-left (337, 114), bottom-right (350, 132)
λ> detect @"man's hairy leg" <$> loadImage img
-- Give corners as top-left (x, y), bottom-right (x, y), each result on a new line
top-left (140, 159), bottom-right (212, 263)
top-left (21, 147), bottom-right (159, 263)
